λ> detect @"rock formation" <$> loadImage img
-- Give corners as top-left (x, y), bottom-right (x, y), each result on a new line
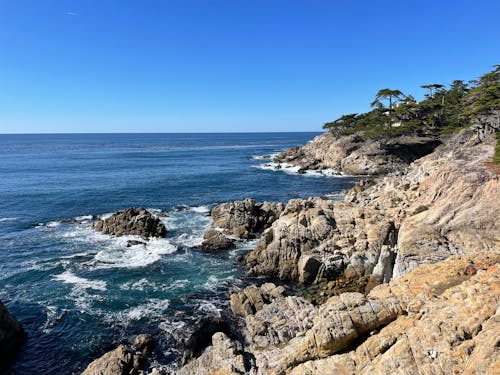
top-left (229, 283), bottom-right (286, 317)
top-left (179, 253), bottom-right (500, 374)
top-left (201, 229), bottom-right (235, 252)
top-left (93, 208), bottom-right (166, 238)
top-left (246, 127), bottom-right (499, 290)
top-left (81, 334), bottom-right (154, 375)
top-left (210, 198), bottom-right (284, 239)
top-left (0, 301), bottom-right (26, 369)
top-left (273, 132), bottom-right (440, 175)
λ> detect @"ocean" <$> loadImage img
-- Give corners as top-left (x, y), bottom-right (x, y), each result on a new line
top-left (0, 133), bottom-right (358, 374)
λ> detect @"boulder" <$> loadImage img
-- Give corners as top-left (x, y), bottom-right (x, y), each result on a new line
top-left (93, 208), bottom-right (166, 238)
top-left (201, 230), bottom-right (235, 252)
top-left (177, 332), bottom-right (250, 375)
top-left (210, 198), bottom-right (284, 239)
top-left (179, 316), bottom-right (228, 365)
top-left (81, 345), bottom-right (144, 375)
top-left (229, 283), bottom-right (286, 317)
top-left (0, 301), bottom-right (26, 369)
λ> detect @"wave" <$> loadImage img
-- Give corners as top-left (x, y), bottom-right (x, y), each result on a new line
top-left (119, 278), bottom-right (190, 292)
top-left (53, 270), bottom-right (107, 291)
top-left (254, 161), bottom-right (353, 178)
top-left (107, 298), bottom-right (171, 326)
top-left (251, 152), bottom-right (279, 161)
top-left (0, 217), bottom-right (16, 222)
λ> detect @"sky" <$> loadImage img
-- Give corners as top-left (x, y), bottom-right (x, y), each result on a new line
top-left (0, 0), bottom-right (499, 133)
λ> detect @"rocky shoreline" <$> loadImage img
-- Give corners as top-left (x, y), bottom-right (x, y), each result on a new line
top-left (3, 124), bottom-right (498, 374)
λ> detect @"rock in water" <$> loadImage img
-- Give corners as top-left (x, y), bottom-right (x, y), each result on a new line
top-left (81, 334), bottom-right (154, 375)
top-left (210, 198), bottom-right (284, 239)
top-left (92, 208), bottom-right (166, 238)
top-left (0, 301), bottom-right (26, 370)
top-left (201, 230), bottom-right (235, 252)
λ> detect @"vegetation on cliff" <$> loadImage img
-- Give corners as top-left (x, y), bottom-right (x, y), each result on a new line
top-left (323, 65), bottom-right (500, 140)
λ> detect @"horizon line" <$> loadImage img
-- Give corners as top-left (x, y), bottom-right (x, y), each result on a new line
top-left (0, 130), bottom-right (324, 135)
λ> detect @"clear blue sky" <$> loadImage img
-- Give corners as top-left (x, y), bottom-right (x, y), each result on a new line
top-left (1, 0), bottom-right (499, 133)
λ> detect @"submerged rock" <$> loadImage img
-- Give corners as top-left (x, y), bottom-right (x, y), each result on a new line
top-left (93, 208), bottom-right (166, 238)
top-left (0, 301), bottom-right (26, 369)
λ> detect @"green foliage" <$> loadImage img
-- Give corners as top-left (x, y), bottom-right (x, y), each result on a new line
top-left (323, 65), bottom-right (499, 141)
top-left (494, 132), bottom-right (500, 165)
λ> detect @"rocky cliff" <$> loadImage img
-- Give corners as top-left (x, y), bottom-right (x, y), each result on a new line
top-left (245, 126), bottom-right (499, 293)
top-left (272, 132), bottom-right (440, 175)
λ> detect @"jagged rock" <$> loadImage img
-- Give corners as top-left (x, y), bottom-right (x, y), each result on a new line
top-left (180, 254), bottom-right (500, 374)
top-left (132, 334), bottom-right (154, 356)
top-left (81, 344), bottom-right (144, 375)
top-left (245, 296), bottom-right (317, 349)
top-left (273, 132), bottom-right (440, 175)
top-left (177, 332), bottom-right (251, 375)
top-left (179, 316), bottom-right (228, 365)
top-left (93, 208), bottom-right (166, 238)
top-left (0, 301), bottom-right (26, 368)
top-left (245, 198), bottom-right (398, 287)
top-left (201, 230), bottom-right (235, 252)
top-left (229, 283), bottom-right (286, 317)
top-left (210, 198), bottom-right (284, 239)
top-left (287, 254), bottom-right (500, 375)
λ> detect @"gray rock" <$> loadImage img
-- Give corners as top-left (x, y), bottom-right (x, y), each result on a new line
top-left (210, 198), bottom-right (284, 239)
top-left (201, 230), bottom-right (235, 252)
top-left (93, 208), bottom-right (166, 238)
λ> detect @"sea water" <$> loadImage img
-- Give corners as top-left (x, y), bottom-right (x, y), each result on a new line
top-left (0, 133), bottom-right (357, 374)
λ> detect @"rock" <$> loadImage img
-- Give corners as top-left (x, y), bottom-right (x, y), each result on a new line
top-left (177, 332), bottom-right (251, 375)
top-left (180, 254), bottom-right (500, 374)
top-left (132, 334), bottom-right (154, 356)
top-left (81, 344), bottom-right (144, 375)
top-left (210, 198), bottom-right (284, 239)
top-left (201, 230), bottom-right (235, 252)
top-left (0, 301), bottom-right (26, 369)
top-left (126, 240), bottom-right (146, 247)
top-left (179, 316), bottom-right (228, 365)
top-left (245, 198), bottom-right (398, 287)
top-left (273, 132), bottom-right (440, 176)
top-left (92, 208), bottom-right (166, 238)
top-left (229, 283), bottom-right (286, 317)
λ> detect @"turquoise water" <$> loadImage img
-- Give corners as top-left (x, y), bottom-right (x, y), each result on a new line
top-left (0, 133), bottom-right (357, 374)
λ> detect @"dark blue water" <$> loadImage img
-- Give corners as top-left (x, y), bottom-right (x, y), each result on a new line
top-left (0, 133), bottom-right (357, 374)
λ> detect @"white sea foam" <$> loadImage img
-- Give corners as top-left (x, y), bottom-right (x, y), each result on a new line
top-left (0, 217), bottom-right (16, 222)
top-left (110, 298), bottom-right (171, 325)
top-left (188, 205), bottom-right (211, 214)
top-left (120, 278), bottom-right (189, 292)
top-left (255, 162), bottom-right (351, 178)
top-left (251, 152), bottom-right (279, 161)
top-left (92, 237), bottom-right (177, 269)
top-left (53, 270), bottom-right (107, 291)
top-left (40, 305), bottom-right (64, 333)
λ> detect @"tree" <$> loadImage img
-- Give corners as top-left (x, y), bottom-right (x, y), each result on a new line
top-left (370, 89), bottom-right (405, 110)
top-left (323, 113), bottom-right (358, 137)
top-left (421, 84), bottom-right (444, 99)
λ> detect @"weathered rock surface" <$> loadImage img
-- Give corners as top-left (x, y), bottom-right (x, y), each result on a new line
top-left (245, 197), bottom-right (398, 288)
top-left (273, 132), bottom-right (440, 175)
top-left (246, 127), bottom-right (499, 288)
top-left (229, 283), bottom-right (286, 317)
top-left (177, 332), bottom-right (251, 375)
top-left (81, 334), bottom-right (154, 375)
top-left (210, 198), bottom-right (284, 239)
top-left (0, 301), bottom-right (26, 368)
top-left (181, 253), bottom-right (500, 374)
top-left (201, 229), bottom-right (235, 252)
top-left (93, 208), bottom-right (166, 238)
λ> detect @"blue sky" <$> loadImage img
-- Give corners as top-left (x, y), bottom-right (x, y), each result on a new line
top-left (0, 0), bottom-right (499, 133)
